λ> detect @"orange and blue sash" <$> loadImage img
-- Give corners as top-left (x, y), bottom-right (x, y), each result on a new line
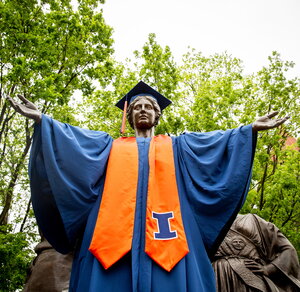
top-left (89, 135), bottom-right (189, 271)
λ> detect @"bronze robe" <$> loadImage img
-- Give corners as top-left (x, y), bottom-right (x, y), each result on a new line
top-left (213, 214), bottom-right (300, 292)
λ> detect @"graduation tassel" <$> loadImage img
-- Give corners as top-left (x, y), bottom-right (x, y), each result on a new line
top-left (120, 99), bottom-right (128, 134)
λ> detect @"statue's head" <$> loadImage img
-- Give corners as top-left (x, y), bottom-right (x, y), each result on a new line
top-left (127, 95), bottom-right (161, 130)
top-left (115, 81), bottom-right (171, 134)
top-left (231, 236), bottom-right (246, 251)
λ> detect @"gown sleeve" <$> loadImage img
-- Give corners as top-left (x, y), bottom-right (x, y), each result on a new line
top-left (29, 114), bottom-right (113, 253)
top-left (175, 125), bottom-right (256, 258)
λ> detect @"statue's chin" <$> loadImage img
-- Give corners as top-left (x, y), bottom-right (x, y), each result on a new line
top-left (135, 121), bottom-right (155, 130)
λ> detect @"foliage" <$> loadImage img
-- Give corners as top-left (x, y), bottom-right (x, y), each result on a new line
top-left (134, 33), bottom-right (182, 135)
top-left (178, 49), bottom-right (300, 255)
top-left (82, 44), bottom-right (300, 257)
top-left (78, 60), bottom-right (138, 137)
top-left (243, 145), bottom-right (300, 253)
top-left (0, 4), bottom-right (300, 285)
top-left (80, 33), bottom-right (182, 137)
top-left (0, 0), bottom-right (114, 288)
top-left (0, 225), bottom-right (34, 292)
top-left (179, 49), bottom-right (245, 132)
top-left (239, 52), bottom-right (300, 255)
top-left (0, 0), bottom-right (113, 225)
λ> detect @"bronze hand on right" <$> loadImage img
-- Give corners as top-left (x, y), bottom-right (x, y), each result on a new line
top-left (7, 95), bottom-right (42, 123)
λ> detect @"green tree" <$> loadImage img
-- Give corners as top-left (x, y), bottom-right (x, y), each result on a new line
top-left (0, 0), bottom-right (114, 287)
top-left (81, 33), bottom-right (182, 137)
top-left (134, 33), bottom-right (182, 135)
top-left (83, 46), bottom-right (300, 258)
top-left (243, 143), bottom-right (300, 253)
top-left (180, 49), bottom-right (245, 132)
top-left (179, 49), bottom-right (299, 255)
top-left (151, 46), bottom-right (297, 257)
top-left (78, 59), bottom-right (139, 138)
top-left (240, 52), bottom-right (300, 254)
top-left (0, 0), bottom-right (113, 224)
top-left (0, 225), bottom-right (33, 292)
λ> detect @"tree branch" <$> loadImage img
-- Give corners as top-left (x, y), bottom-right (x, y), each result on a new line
top-left (0, 127), bottom-right (33, 225)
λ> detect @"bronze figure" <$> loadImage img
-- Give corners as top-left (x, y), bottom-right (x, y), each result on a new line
top-left (213, 214), bottom-right (300, 292)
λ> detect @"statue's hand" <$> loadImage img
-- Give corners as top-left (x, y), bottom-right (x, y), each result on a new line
top-left (252, 111), bottom-right (289, 132)
top-left (244, 260), bottom-right (277, 276)
top-left (7, 95), bottom-right (42, 123)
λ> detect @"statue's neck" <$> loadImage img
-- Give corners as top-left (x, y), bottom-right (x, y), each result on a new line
top-left (134, 127), bottom-right (155, 138)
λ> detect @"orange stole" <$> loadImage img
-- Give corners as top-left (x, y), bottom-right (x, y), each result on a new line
top-left (145, 135), bottom-right (189, 271)
top-left (89, 137), bottom-right (138, 269)
top-left (89, 135), bottom-right (189, 271)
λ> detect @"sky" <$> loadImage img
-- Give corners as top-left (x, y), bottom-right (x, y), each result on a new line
top-left (102, 0), bottom-right (300, 77)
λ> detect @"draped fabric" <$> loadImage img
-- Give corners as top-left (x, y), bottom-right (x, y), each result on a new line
top-left (212, 214), bottom-right (300, 292)
top-left (29, 115), bottom-right (113, 253)
top-left (89, 137), bottom-right (139, 270)
top-left (145, 135), bottom-right (189, 272)
top-left (29, 115), bottom-right (256, 292)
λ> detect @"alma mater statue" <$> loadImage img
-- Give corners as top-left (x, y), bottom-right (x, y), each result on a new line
top-left (8, 81), bottom-right (289, 292)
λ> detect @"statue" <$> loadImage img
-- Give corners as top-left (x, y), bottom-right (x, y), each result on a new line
top-left (22, 236), bottom-right (73, 292)
top-left (212, 214), bottom-right (300, 292)
top-left (8, 81), bottom-right (289, 292)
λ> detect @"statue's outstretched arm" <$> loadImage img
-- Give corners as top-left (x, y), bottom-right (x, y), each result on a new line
top-left (7, 95), bottom-right (42, 123)
top-left (252, 111), bottom-right (289, 132)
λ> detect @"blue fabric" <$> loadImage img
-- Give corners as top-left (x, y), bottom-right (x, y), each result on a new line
top-left (29, 115), bottom-right (113, 252)
top-left (29, 115), bottom-right (256, 292)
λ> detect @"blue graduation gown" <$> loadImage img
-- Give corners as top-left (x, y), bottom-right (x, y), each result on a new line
top-left (29, 115), bottom-right (256, 292)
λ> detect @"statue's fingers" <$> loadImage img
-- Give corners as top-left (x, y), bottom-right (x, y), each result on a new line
top-left (275, 117), bottom-right (289, 127)
top-left (14, 103), bottom-right (26, 114)
top-left (17, 94), bottom-right (37, 109)
top-left (280, 116), bottom-right (290, 123)
top-left (267, 111), bottom-right (279, 118)
top-left (7, 96), bottom-right (19, 109)
top-left (7, 96), bottom-right (14, 103)
top-left (244, 259), bottom-right (255, 264)
top-left (251, 268), bottom-right (263, 274)
top-left (17, 94), bottom-right (29, 103)
top-left (245, 263), bottom-right (258, 266)
top-left (244, 262), bottom-right (258, 268)
top-left (248, 265), bottom-right (262, 272)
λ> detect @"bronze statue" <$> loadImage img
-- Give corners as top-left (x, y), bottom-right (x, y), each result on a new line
top-left (22, 237), bottom-right (73, 292)
top-left (7, 82), bottom-right (290, 292)
top-left (212, 213), bottom-right (300, 292)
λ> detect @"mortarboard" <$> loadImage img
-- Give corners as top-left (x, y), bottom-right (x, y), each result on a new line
top-left (115, 81), bottom-right (172, 133)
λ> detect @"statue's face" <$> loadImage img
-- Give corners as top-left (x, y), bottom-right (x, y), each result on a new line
top-left (231, 237), bottom-right (246, 250)
top-left (131, 96), bottom-right (156, 130)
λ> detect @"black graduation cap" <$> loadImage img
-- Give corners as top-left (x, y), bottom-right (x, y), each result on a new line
top-left (115, 81), bottom-right (172, 111)
top-left (116, 81), bottom-right (172, 133)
